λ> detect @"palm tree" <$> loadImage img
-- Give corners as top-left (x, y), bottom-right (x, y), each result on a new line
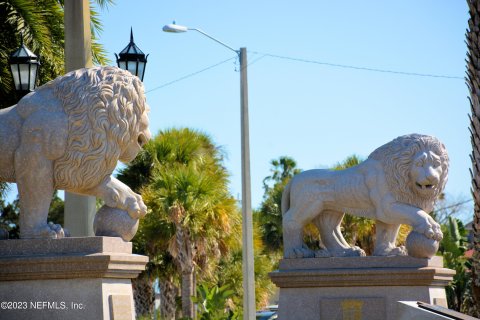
top-left (145, 128), bottom-right (238, 318)
top-left (466, 0), bottom-right (480, 312)
top-left (262, 156), bottom-right (301, 192)
top-left (118, 142), bottom-right (176, 318)
top-left (0, 0), bottom-right (112, 109)
top-left (0, 183), bottom-right (8, 200)
top-left (118, 128), bottom-right (240, 319)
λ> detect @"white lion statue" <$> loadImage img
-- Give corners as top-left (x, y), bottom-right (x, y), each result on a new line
top-left (0, 66), bottom-right (151, 239)
top-left (282, 134), bottom-right (448, 258)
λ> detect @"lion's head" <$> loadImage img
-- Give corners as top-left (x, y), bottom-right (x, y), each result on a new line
top-left (368, 134), bottom-right (449, 212)
top-left (50, 66), bottom-right (151, 191)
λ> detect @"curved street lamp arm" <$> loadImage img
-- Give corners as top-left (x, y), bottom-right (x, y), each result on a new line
top-left (188, 28), bottom-right (239, 54)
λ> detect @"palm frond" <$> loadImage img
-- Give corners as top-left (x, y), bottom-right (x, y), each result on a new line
top-left (466, 0), bottom-right (480, 315)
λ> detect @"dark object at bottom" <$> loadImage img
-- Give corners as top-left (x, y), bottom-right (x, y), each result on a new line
top-left (417, 301), bottom-right (477, 320)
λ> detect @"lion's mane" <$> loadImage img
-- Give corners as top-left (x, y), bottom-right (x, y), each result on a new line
top-left (368, 134), bottom-right (449, 211)
top-left (51, 66), bottom-right (148, 190)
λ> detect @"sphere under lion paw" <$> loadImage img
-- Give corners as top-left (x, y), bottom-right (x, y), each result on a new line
top-left (406, 231), bottom-right (439, 259)
top-left (93, 205), bottom-right (139, 242)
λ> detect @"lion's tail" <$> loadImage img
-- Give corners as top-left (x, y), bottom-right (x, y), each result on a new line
top-left (281, 181), bottom-right (292, 215)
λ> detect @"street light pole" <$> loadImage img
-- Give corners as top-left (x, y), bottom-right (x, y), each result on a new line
top-left (239, 47), bottom-right (256, 319)
top-left (163, 24), bottom-right (256, 319)
top-left (63, 0), bottom-right (96, 237)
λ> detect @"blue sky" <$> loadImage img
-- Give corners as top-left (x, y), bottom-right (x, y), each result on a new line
top-left (6, 1), bottom-right (472, 220)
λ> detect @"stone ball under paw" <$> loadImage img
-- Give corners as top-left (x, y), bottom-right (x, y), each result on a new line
top-left (93, 205), bottom-right (139, 242)
top-left (406, 231), bottom-right (439, 259)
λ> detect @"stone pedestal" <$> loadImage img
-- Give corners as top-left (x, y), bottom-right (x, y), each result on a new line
top-left (0, 237), bottom-right (148, 320)
top-left (269, 256), bottom-right (454, 320)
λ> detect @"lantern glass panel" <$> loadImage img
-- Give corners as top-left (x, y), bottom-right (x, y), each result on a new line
top-left (10, 64), bottom-right (21, 90)
top-left (137, 61), bottom-right (145, 80)
top-left (118, 61), bottom-right (127, 70)
top-left (127, 62), bottom-right (138, 77)
top-left (19, 64), bottom-right (30, 90)
top-left (14, 63), bottom-right (31, 91)
top-left (29, 64), bottom-right (37, 90)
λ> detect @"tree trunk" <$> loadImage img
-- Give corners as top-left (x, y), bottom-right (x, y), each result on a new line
top-left (467, 0), bottom-right (480, 316)
top-left (132, 272), bottom-right (155, 317)
top-left (160, 278), bottom-right (178, 320)
top-left (181, 270), bottom-right (194, 318)
top-left (169, 206), bottom-right (196, 319)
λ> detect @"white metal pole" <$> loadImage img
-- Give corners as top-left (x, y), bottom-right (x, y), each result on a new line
top-left (64, 0), bottom-right (96, 236)
top-left (240, 47), bottom-right (256, 320)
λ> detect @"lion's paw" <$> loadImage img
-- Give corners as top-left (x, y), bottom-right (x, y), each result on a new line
top-left (285, 247), bottom-right (315, 259)
top-left (388, 245), bottom-right (407, 256)
top-left (327, 247), bottom-right (366, 257)
top-left (417, 225), bottom-right (443, 241)
top-left (314, 249), bottom-right (331, 258)
top-left (415, 217), bottom-right (443, 241)
top-left (125, 194), bottom-right (147, 219)
top-left (374, 245), bottom-right (407, 256)
top-left (23, 223), bottom-right (66, 239)
top-left (107, 189), bottom-right (147, 220)
top-left (46, 222), bottom-right (66, 238)
top-left (433, 229), bottom-right (443, 241)
top-left (343, 247), bottom-right (366, 257)
top-left (430, 220), bottom-right (443, 241)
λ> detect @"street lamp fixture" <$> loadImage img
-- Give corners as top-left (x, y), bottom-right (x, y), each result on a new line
top-left (162, 22), bottom-right (255, 320)
top-left (115, 28), bottom-right (149, 81)
top-left (163, 23), bottom-right (237, 53)
top-left (9, 37), bottom-right (40, 98)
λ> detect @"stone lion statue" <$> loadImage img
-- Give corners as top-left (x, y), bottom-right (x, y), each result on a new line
top-left (282, 134), bottom-right (448, 258)
top-left (0, 66), bottom-right (151, 239)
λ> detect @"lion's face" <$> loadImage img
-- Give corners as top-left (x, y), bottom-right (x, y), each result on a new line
top-left (368, 134), bottom-right (449, 213)
top-left (409, 150), bottom-right (443, 198)
top-left (119, 111), bottom-right (151, 163)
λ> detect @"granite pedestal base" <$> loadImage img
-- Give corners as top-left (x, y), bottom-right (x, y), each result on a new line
top-left (269, 256), bottom-right (454, 320)
top-left (0, 237), bottom-right (148, 320)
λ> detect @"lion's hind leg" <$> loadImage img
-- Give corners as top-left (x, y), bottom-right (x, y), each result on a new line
top-left (283, 200), bottom-right (325, 259)
top-left (14, 113), bottom-right (67, 239)
top-left (313, 210), bottom-right (365, 257)
top-left (373, 221), bottom-right (406, 256)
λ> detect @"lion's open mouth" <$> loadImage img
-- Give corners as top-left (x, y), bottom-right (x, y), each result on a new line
top-left (416, 182), bottom-right (435, 190)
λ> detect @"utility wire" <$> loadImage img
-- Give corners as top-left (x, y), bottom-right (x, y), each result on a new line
top-left (145, 56), bottom-right (236, 93)
top-left (146, 50), bottom-right (463, 94)
top-left (251, 50), bottom-right (463, 80)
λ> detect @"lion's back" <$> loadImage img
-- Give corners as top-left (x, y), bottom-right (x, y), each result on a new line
top-left (289, 169), bottom-right (336, 207)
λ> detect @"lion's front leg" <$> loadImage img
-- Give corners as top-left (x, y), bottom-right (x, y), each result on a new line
top-left (387, 203), bottom-right (443, 241)
top-left (87, 176), bottom-right (147, 219)
top-left (373, 221), bottom-right (406, 256)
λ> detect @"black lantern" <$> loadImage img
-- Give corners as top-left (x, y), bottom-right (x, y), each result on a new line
top-left (9, 38), bottom-right (40, 97)
top-left (115, 28), bottom-right (148, 81)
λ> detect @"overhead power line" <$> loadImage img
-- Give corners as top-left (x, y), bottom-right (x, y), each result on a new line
top-left (251, 51), bottom-right (463, 80)
top-left (145, 56), bottom-right (236, 93)
top-left (146, 49), bottom-right (463, 94)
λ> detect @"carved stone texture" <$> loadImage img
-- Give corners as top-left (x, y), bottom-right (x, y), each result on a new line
top-left (0, 237), bottom-right (148, 320)
top-left (406, 231), bottom-right (440, 259)
top-left (0, 66), bottom-right (151, 239)
top-left (270, 256), bottom-right (455, 320)
top-left (282, 134), bottom-right (449, 259)
top-left (94, 205), bottom-right (139, 242)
